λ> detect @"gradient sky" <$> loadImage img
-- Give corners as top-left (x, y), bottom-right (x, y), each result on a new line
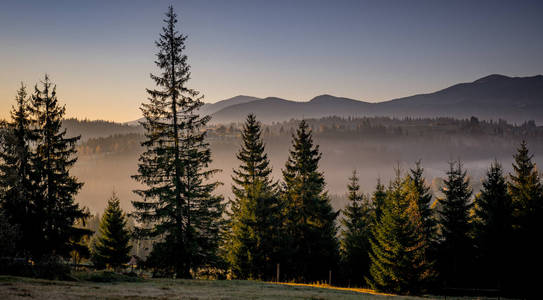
top-left (1, 0), bottom-right (542, 122)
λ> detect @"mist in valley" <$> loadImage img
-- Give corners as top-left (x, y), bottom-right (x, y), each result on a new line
top-left (70, 117), bottom-right (543, 214)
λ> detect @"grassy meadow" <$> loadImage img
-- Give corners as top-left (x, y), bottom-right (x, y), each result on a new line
top-left (0, 274), bottom-right (420, 300)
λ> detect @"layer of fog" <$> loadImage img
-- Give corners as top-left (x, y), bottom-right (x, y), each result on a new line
top-left (71, 134), bottom-right (542, 214)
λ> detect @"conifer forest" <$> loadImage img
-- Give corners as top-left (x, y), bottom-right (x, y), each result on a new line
top-left (1, 3), bottom-right (543, 299)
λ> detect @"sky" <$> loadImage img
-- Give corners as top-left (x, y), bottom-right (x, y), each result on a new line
top-left (1, 0), bottom-right (542, 122)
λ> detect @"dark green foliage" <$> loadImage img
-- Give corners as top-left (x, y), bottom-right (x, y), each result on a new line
top-left (371, 179), bottom-right (386, 224)
top-left (436, 160), bottom-right (474, 288)
top-left (473, 160), bottom-right (513, 289)
top-left (405, 161), bottom-right (437, 290)
top-left (282, 120), bottom-right (339, 282)
top-left (68, 209), bottom-right (92, 266)
top-left (340, 170), bottom-right (372, 287)
top-left (0, 84), bottom-right (35, 257)
top-left (132, 6), bottom-right (223, 278)
top-left (408, 161), bottom-right (436, 244)
top-left (0, 211), bottom-right (19, 257)
top-left (507, 141), bottom-right (543, 297)
top-left (227, 114), bottom-right (282, 280)
top-left (29, 75), bottom-right (89, 259)
top-left (366, 170), bottom-right (430, 295)
top-left (509, 141), bottom-right (543, 225)
top-left (92, 192), bottom-right (132, 269)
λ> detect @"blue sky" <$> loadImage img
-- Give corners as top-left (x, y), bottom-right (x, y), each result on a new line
top-left (1, 0), bottom-right (542, 121)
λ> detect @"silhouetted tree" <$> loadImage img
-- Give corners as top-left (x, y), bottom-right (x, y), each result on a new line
top-left (0, 84), bottom-right (35, 256)
top-left (340, 170), bottom-right (372, 286)
top-left (408, 161), bottom-right (436, 244)
top-left (132, 6), bottom-right (223, 278)
top-left (282, 120), bottom-right (338, 282)
top-left (507, 141), bottom-right (543, 297)
top-left (29, 75), bottom-right (88, 259)
top-left (473, 160), bottom-right (513, 290)
top-left (371, 179), bottom-right (386, 224)
top-left (227, 114), bottom-right (283, 280)
top-left (436, 160), bottom-right (474, 288)
top-left (92, 192), bottom-right (132, 269)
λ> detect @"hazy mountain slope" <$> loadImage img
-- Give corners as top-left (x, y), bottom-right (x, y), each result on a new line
top-left (210, 74), bottom-right (543, 124)
top-left (211, 95), bottom-right (373, 123)
top-left (62, 118), bottom-right (142, 141)
top-left (374, 74), bottom-right (543, 122)
top-left (124, 95), bottom-right (260, 125)
top-left (201, 95), bottom-right (261, 115)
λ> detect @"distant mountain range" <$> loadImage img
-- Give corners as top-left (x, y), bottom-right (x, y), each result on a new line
top-left (129, 74), bottom-right (543, 124)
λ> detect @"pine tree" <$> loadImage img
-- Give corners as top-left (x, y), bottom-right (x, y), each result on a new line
top-left (0, 84), bottom-right (35, 256)
top-left (340, 170), bottom-right (372, 287)
top-left (436, 160), bottom-right (474, 288)
top-left (408, 161), bottom-right (436, 244)
top-left (509, 141), bottom-right (543, 227)
top-left (132, 6), bottom-right (223, 278)
top-left (29, 75), bottom-right (88, 259)
top-left (92, 192), bottom-right (132, 269)
top-left (507, 141), bottom-right (543, 297)
top-left (403, 168), bottom-right (437, 291)
top-left (282, 120), bottom-right (338, 282)
top-left (371, 179), bottom-right (386, 224)
top-left (227, 114), bottom-right (282, 280)
top-left (367, 169), bottom-right (429, 294)
top-left (473, 160), bottom-right (513, 289)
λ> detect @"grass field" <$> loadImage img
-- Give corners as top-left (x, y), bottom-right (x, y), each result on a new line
top-left (0, 275), bottom-right (422, 299)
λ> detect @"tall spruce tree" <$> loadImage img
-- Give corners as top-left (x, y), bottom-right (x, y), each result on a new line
top-left (282, 120), bottom-right (338, 282)
top-left (0, 84), bottom-right (35, 256)
top-left (436, 160), bottom-right (474, 288)
top-left (340, 170), bottom-right (372, 287)
top-left (367, 169), bottom-right (429, 295)
top-left (132, 6), bottom-right (223, 278)
top-left (507, 141), bottom-right (543, 297)
top-left (473, 160), bottom-right (513, 289)
top-left (227, 114), bottom-right (282, 280)
top-left (408, 161), bottom-right (436, 244)
top-left (29, 75), bottom-right (88, 259)
top-left (92, 192), bottom-right (132, 269)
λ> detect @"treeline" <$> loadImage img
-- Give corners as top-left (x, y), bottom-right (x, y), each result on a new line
top-left (208, 115), bottom-right (543, 140)
top-left (1, 5), bottom-right (542, 299)
top-left (223, 114), bottom-right (543, 297)
top-left (62, 118), bottom-right (142, 141)
top-left (73, 115), bottom-right (543, 161)
top-left (77, 133), bottom-right (143, 156)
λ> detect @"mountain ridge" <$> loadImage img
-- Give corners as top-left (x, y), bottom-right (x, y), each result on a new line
top-left (125, 74), bottom-right (543, 124)
top-left (210, 74), bottom-right (543, 124)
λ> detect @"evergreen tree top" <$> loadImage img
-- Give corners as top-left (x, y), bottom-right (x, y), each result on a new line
top-left (10, 83), bottom-right (31, 129)
top-left (346, 170), bottom-right (364, 203)
top-left (510, 140), bottom-right (541, 186)
top-left (283, 120), bottom-right (323, 181)
top-left (440, 160), bottom-right (473, 203)
top-left (474, 159), bottom-right (512, 225)
top-left (233, 113), bottom-right (273, 184)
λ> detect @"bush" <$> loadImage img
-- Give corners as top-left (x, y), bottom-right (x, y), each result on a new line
top-left (0, 256), bottom-right (71, 280)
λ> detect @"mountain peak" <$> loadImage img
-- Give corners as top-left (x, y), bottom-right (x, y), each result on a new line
top-left (473, 74), bottom-right (510, 84)
top-left (309, 94), bottom-right (344, 103)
